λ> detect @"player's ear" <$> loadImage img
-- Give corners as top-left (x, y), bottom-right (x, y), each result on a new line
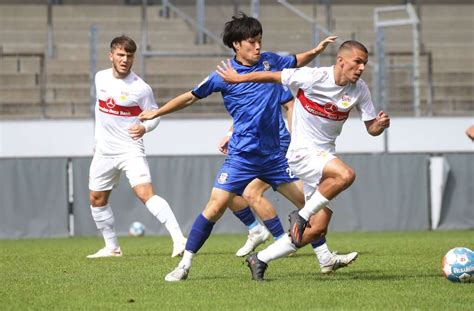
top-left (232, 41), bottom-right (240, 51)
top-left (108, 51), bottom-right (113, 62)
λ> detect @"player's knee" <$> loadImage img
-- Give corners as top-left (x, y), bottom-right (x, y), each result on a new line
top-left (242, 189), bottom-right (261, 206)
top-left (338, 167), bottom-right (356, 189)
top-left (89, 193), bottom-right (107, 207)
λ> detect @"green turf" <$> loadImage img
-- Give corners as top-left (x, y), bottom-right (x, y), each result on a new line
top-left (1, 231), bottom-right (473, 310)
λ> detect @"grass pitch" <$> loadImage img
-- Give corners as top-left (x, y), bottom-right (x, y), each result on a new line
top-left (1, 230), bottom-right (473, 310)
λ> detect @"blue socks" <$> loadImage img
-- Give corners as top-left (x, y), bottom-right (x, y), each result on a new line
top-left (186, 213), bottom-right (215, 253)
top-left (233, 206), bottom-right (259, 229)
top-left (263, 216), bottom-right (285, 240)
top-left (310, 236), bottom-right (327, 249)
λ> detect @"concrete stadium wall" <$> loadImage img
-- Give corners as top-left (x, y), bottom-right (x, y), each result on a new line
top-left (0, 153), bottom-right (472, 239)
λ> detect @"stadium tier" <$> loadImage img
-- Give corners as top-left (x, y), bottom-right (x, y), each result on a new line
top-left (0, 1), bottom-right (472, 119)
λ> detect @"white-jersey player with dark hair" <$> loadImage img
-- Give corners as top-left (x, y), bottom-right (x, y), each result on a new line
top-left (217, 40), bottom-right (390, 280)
top-left (87, 35), bottom-right (187, 259)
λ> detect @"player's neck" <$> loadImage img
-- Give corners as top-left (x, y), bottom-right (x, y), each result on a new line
top-left (112, 68), bottom-right (131, 79)
top-left (234, 55), bottom-right (257, 67)
top-left (333, 66), bottom-right (349, 86)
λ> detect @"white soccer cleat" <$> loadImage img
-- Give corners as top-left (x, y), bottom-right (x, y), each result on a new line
top-left (86, 247), bottom-right (123, 259)
top-left (165, 266), bottom-right (189, 282)
top-left (236, 227), bottom-right (271, 257)
top-left (171, 239), bottom-right (187, 258)
top-left (320, 251), bottom-right (358, 274)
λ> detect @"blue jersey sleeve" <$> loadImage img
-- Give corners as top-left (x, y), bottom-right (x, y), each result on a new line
top-left (192, 72), bottom-right (226, 99)
top-left (280, 85), bottom-right (293, 104)
top-left (263, 52), bottom-right (297, 71)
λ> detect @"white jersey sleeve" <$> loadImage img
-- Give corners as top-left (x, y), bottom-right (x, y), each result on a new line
top-left (355, 80), bottom-right (377, 121)
top-left (139, 84), bottom-right (160, 132)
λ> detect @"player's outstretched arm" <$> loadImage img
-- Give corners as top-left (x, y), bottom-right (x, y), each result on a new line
top-left (365, 111), bottom-right (390, 136)
top-left (138, 91), bottom-right (199, 121)
top-left (295, 35), bottom-right (338, 67)
top-left (216, 59), bottom-right (282, 84)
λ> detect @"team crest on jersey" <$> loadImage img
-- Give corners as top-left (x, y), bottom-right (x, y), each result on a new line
top-left (105, 97), bottom-right (116, 108)
top-left (263, 61), bottom-right (270, 71)
top-left (217, 172), bottom-right (228, 184)
top-left (341, 94), bottom-right (351, 107)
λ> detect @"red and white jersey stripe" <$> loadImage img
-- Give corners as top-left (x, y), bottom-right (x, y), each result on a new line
top-left (94, 68), bottom-right (157, 157)
top-left (281, 66), bottom-right (376, 153)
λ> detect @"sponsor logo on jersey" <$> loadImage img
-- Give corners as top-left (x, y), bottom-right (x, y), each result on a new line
top-left (105, 97), bottom-right (116, 108)
top-left (297, 89), bottom-right (350, 121)
top-left (263, 61), bottom-right (270, 71)
top-left (98, 99), bottom-right (143, 117)
top-left (217, 172), bottom-right (228, 184)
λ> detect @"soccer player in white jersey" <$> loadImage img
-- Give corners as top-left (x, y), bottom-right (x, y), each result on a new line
top-left (87, 35), bottom-right (187, 259)
top-left (217, 40), bottom-right (390, 280)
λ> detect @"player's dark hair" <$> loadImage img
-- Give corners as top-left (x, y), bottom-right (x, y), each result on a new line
top-left (110, 35), bottom-right (137, 53)
top-left (222, 12), bottom-right (263, 51)
top-left (337, 40), bottom-right (368, 55)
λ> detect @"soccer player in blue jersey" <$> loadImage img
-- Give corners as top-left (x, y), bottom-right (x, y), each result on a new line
top-left (139, 13), bottom-right (341, 282)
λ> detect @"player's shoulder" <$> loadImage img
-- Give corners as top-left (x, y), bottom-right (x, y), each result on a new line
top-left (95, 68), bottom-right (112, 79)
top-left (355, 77), bottom-right (369, 90)
top-left (129, 71), bottom-right (153, 90)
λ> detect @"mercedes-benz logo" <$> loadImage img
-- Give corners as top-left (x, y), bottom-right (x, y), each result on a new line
top-left (105, 97), bottom-right (116, 108)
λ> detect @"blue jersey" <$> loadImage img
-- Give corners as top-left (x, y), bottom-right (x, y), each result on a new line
top-left (192, 52), bottom-right (296, 155)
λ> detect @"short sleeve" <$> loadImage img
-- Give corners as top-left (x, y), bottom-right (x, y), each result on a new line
top-left (140, 84), bottom-right (158, 110)
top-left (356, 81), bottom-right (377, 121)
top-left (192, 72), bottom-right (226, 99)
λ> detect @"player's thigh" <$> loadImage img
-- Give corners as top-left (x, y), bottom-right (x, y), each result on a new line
top-left (89, 154), bottom-right (121, 192)
top-left (242, 178), bottom-right (271, 202)
top-left (276, 181), bottom-right (305, 209)
top-left (203, 187), bottom-right (235, 221)
top-left (120, 156), bottom-right (152, 188)
top-left (321, 158), bottom-right (355, 181)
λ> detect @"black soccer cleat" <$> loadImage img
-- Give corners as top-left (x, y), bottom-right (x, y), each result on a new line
top-left (288, 210), bottom-right (307, 248)
top-left (246, 253), bottom-right (268, 281)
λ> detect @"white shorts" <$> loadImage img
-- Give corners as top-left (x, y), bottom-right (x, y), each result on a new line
top-left (286, 148), bottom-right (336, 199)
top-left (89, 154), bottom-right (152, 191)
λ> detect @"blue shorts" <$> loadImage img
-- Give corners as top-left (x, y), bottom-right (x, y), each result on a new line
top-left (213, 151), bottom-right (298, 196)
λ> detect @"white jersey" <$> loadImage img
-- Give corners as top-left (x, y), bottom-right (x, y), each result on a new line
top-left (94, 69), bottom-right (158, 157)
top-left (281, 65), bottom-right (376, 153)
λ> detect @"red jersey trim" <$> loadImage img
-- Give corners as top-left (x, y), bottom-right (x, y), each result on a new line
top-left (296, 89), bottom-right (349, 121)
top-left (98, 99), bottom-right (143, 117)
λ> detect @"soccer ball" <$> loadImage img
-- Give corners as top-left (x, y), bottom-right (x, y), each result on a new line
top-left (442, 247), bottom-right (474, 283)
top-left (128, 221), bottom-right (145, 237)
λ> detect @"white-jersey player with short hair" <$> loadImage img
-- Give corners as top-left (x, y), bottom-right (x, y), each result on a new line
top-left (87, 35), bottom-right (186, 259)
top-left (217, 40), bottom-right (390, 280)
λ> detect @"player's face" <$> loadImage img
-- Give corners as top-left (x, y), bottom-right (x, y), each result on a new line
top-left (340, 48), bottom-right (368, 84)
top-left (234, 35), bottom-right (262, 66)
top-left (109, 46), bottom-right (134, 78)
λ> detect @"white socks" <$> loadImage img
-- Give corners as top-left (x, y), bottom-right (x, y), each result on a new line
top-left (179, 250), bottom-right (194, 270)
top-left (299, 191), bottom-right (329, 221)
top-left (313, 242), bottom-right (332, 266)
top-left (145, 195), bottom-right (185, 244)
top-left (90, 204), bottom-right (119, 250)
top-left (257, 234), bottom-right (297, 263)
